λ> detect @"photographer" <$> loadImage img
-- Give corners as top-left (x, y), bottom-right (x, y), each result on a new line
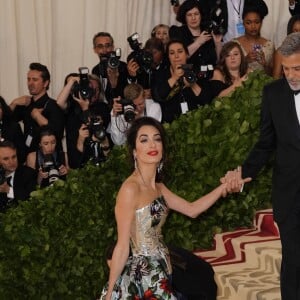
top-left (152, 40), bottom-right (216, 123)
top-left (107, 83), bottom-right (162, 146)
top-left (26, 127), bottom-right (68, 188)
top-left (169, 0), bottom-right (222, 72)
top-left (0, 140), bottom-right (37, 212)
top-left (91, 32), bottom-right (129, 107)
top-left (76, 102), bottom-right (111, 167)
top-left (9, 62), bottom-right (65, 154)
top-left (56, 72), bottom-right (110, 169)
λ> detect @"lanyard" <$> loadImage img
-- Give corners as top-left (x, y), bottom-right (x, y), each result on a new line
top-left (230, 0), bottom-right (242, 17)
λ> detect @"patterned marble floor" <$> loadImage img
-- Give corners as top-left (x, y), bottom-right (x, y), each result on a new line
top-left (195, 209), bottom-right (281, 300)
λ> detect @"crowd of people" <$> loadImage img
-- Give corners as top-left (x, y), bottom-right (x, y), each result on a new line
top-left (0, 1), bottom-right (300, 299)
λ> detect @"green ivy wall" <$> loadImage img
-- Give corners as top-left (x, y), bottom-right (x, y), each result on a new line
top-left (0, 71), bottom-right (274, 299)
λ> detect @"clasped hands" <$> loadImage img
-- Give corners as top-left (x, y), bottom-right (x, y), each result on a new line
top-left (220, 166), bottom-right (252, 197)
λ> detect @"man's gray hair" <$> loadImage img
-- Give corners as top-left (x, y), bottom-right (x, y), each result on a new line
top-left (278, 32), bottom-right (300, 56)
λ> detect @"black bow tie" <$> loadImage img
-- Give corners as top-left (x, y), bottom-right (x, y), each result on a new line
top-left (294, 89), bottom-right (300, 95)
top-left (6, 176), bottom-right (12, 187)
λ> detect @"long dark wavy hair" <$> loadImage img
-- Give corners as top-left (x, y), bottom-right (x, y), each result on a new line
top-left (126, 117), bottom-right (167, 182)
top-left (215, 41), bottom-right (248, 86)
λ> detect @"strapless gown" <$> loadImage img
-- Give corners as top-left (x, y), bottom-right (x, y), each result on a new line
top-left (100, 196), bottom-right (177, 299)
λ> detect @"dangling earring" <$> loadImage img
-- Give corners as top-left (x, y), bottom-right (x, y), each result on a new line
top-left (134, 155), bottom-right (137, 169)
top-left (157, 161), bottom-right (163, 173)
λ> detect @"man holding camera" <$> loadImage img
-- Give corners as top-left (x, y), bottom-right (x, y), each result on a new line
top-left (57, 73), bottom-right (111, 169)
top-left (92, 32), bottom-right (129, 107)
top-left (0, 140), bottom-right (37, 212)
top-left (9, 63), bottom-right (65, 154)
top-left (107, 83), bottom-right (162, 146)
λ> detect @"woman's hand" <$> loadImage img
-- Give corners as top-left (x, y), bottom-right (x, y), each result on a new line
top-left (58, 165), bottom-right (68, 176)
top-left (195, 31), bottom-right (212, 47)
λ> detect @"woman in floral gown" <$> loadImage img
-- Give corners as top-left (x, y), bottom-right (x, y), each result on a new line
top-left (100, 117), bottom-right (247, 299)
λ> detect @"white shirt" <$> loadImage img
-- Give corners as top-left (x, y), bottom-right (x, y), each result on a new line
top-left (107, 99), bottom-right (162, 146)
top-left (223, 0), bottom-right (245, 43)
top-left (294, 93), bottom-right (300, 125)
top-left (6, 171), bottom-right (15, 199)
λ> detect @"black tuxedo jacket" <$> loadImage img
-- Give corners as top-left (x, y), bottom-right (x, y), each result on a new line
top-left (242, 78), bottom-right (300, 223)
top-left (0, 166), bottom-right (37, 212)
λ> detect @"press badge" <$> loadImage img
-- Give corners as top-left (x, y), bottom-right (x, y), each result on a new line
top-left (236, 22), bottom-right (245, 35)
top-left (25, 134), bottom-right (33, 147)
top-left (181, 102), bottom-right (188, 114)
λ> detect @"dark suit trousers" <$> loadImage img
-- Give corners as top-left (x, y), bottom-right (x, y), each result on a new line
top-left (278, 200), bottom-right (300, 300)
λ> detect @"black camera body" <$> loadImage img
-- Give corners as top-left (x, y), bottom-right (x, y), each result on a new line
top-left (71, 67), bottom-right (94, 100)
top-left (0, 165), bottom-right (6, 185)
top-left (42, 154), bottom-right (60, 185)
top-left (181, 64), bottom-right (214, 83)
top-left (117, 98), bottom-right (136, 123)
top-left (206, 1), bottom-right (226, 35)
top-left (127, 33), bottom-right (153, 73)
top-left (88, 116), bottom-right (106, 142)
top-left (180, 64), bottom-right (197, 84)
top-left (170, 0), bottom-right (179, 5)
top-left (100, 48), bottom-right (122, 69)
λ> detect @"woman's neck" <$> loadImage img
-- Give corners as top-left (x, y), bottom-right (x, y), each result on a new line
top-left (188, 26), bottom-right (201, 37)
top-left (244, 34), bottom-right (261, 43)
top-left (229, 69), bottom-right (240, 79)
top-left (135, 164), bottom-right (157, 189)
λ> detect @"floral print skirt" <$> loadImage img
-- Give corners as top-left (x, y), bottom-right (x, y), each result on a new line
top-left (100, 255), bottom-right (177, 299)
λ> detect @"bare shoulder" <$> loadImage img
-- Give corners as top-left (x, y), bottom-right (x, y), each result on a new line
top-left (212, 69), bottom-right (224, 81)
top-left (116, 176), bottom-right (140, 209)
top-left (157, 182), bottom-right (172, 198)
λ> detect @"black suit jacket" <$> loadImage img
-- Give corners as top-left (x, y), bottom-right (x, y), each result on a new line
top-left (0, 166), bottom-right (37, 212)
top-left (242, 78), bottom-right (300, 223)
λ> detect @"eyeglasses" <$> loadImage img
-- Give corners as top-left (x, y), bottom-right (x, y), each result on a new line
top-left (95, 43), bottom-right (113, 50)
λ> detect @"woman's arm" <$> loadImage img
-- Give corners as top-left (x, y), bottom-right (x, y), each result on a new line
top-left (159, 182), bottom-right (227, 218)
top-left (56, 76), bottom-right (79, 110)
top-left (105, 181), bottom-right (137, 299)
top-left (188, 31), bottom-right (212, 57)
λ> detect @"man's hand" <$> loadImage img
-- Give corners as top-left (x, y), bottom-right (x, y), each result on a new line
top-left (220, 166), bottom-right (252, 193)
top-left (112, 97), bottom-right (123, 116)
top-left (9, 95), bottom-right (31, 111)
top-left (107, 67), bottom-right (119, 88)
top-left (0, 182), bottom-right (10, 193)
top-left (127, 58), bottom-right (140, 77)
top-left (31, 108), bottom-right (44, 120)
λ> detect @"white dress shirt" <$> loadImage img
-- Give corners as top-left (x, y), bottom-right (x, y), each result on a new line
top-left (107, 99), bottom-right (162, 146)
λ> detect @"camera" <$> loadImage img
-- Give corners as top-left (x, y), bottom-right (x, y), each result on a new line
top-left (42, 154), bottom-right (60, 185)
top-left (0, 165), bottom-right (6, 185)
top-left (127, 33), bottom-right (153, 73)
top-left (170, 0), bottom-right (179, 5)
top-left (117, 98), bottom-right (136, 123)
top-left (180, 64), bottom-right (214, 83)
top-left (71, 67), bottom-right (94, 100)
top-left (180, 64), bottom-right (198, 84)
top-left (107, 48), bottom-right (121, 69)
top-left (87, 116), bottom-right (106, 142)
top-left (206, 1), bottom-right (226, 35)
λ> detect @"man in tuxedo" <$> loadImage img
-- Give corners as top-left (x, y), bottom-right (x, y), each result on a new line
top-left (0, 140), bottom-right (37, 212)
top-left (289, 0), bottom-right (300, 15)
top-left (223, 32), bottom-right (300, 300)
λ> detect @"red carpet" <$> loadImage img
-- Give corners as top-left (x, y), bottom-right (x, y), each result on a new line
top-left (195, 209), bottom-right (281, 300)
